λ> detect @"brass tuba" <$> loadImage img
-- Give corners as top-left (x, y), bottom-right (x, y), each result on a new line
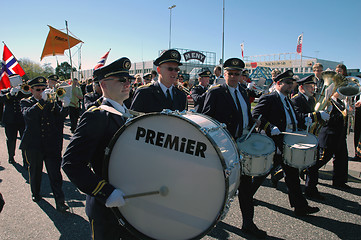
top-left (309, 71), bottom-right (346, 135)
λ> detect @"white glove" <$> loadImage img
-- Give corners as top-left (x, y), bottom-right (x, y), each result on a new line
top-left (247, 81), bottom-right (255, 90)
top-left (10, 87), bottom-right (20, 96)
top-left (41, 89), bottom-right (52, 101)
top-left (61, 96), bottom-right (71, 107)
top-left (105, 189), bottom-right (126, 208)
top-left (41, 91), bottom-right (48, 101)
top-left (304, 116), bottom-right (312, 127)
top-left (319, 110), bottom-right (330, 121)
top-left (271, 126), bottom-right (281, 136)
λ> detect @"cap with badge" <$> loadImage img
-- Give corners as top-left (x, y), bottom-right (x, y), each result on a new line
top-left (143, 73), bottom-right (152, 81)
top-left (274, 70), bottom-right (295, 82)
top-left (93, 57), bottom-right (135, 81)
top-left (48, 74), bottom-right (60, 82)
top-left (297, 75), bottom-right (316, 85)
top-left (241, 69), bottom-right (249, 77)
top-left (28, 76), bottom-right (47, 87)
top-left (198, 68), bottom-right (212, 78)
top-left (223, 58), bottom-right (245, 71)
top-left (154, 49), bottom-right (183, 66)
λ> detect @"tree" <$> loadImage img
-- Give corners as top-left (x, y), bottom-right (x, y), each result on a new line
top-left (55, 62), bottom-right (77, 80)
top-left (19, 58), bottom-right (55, 81)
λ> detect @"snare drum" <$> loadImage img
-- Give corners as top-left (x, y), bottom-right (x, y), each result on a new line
top-left (103, 111), bottom-right (240, 240)
top-left (283, 132), bottom-right (318, 169)
top-left (237, 133), bottom-right (275, 176)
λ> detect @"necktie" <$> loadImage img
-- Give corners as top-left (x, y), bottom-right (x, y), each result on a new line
top-left (285, 97), bottom-right (297, 131)
top-left (234, 89), bottom-right (242, 110)
top-left (166, 89), bottom-right (173, 109)
top-left (234, 89), bottom-right (243, 137)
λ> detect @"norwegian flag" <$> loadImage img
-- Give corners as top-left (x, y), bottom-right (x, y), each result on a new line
top-left (94, 49), bottom-right (111, 70)
top-left (0, 44), bottom-right (25, 90)
top-left (296, 33), bottom-right (303, 55)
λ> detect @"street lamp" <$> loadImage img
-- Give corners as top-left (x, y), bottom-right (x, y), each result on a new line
top-left (168, 5), bottom-right (176, 49)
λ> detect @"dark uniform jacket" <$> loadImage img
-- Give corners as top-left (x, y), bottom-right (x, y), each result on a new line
top-left (0, 89), bottom-right (27, 126)
top-left (252, 91), bottom-right (303, 148)
top-left (20, 96), bottom-right (68, 154)
top-left (190, 85), bottom-right (207, 113)
top-left (84, 92), bottom-right (103, 110)
top-left (62, 99), bottom-right (126, 221)
top-left (130, 81), bottom-right (187, 113)
top-left (318, 98), bottom-right (346, 148)
top-left (202, 83), bottom-right (253, 139)
top-left (291, 93), bottom-right (317, 130)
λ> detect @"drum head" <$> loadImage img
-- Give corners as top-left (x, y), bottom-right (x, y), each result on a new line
top-left (237, 133), bottom-right (275, 156)
top-left (104, 113), bottom-right (229, 240)
top-left (283, 132), bottom-right (318, 149)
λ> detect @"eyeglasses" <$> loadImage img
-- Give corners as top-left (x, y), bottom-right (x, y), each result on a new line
top-left (227, 72), bottom-right (240, 76)
top-left (35, 88), bottom-right (46, 92)
top-left (162, 67), bottom-right (180, 72)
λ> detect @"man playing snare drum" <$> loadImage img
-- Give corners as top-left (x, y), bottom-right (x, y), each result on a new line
top-left (202, 58), bottom-right (267, 239)
top-left (62, 58), bottom-right (137, 239)
top-left (252, 70), bottom-right (320, 217)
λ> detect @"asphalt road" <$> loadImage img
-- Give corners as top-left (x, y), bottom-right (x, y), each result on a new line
top-left (0, 118), bottom-right (360, 240)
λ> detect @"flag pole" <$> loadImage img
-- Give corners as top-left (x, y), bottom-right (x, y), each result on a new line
top-left (65, 20), bottom-right (73, 79)
top-left (300, 32), bottom-right (303, 74)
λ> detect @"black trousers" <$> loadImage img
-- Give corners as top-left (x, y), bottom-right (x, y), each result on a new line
top-left (4, 123), bottom-right (25, 159)
top-left (354, 107), bottom-right (361, 151)
top-left (252, 153), bottom-right (308, 209)
top-left (69, 106), bottom-right (80, 132)
top-left (24, 149), bottom-right (65, 202)
top-left (89, 217), bottom-right (137, 240)
top-left (306, 134), bottom-right (348, 190)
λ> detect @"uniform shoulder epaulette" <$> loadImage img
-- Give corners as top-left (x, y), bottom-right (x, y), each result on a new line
top-left (291, 93), bottom-right (299, 99)
top-left (88, 106), bottom-right (101, 112)
top-left (207, 84), bottom-right (221, 91)
top-left (137, 82), bottom-right (152, 89)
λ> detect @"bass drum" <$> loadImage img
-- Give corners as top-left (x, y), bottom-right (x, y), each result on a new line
top-left (103, 111), bottom-right (240, 240)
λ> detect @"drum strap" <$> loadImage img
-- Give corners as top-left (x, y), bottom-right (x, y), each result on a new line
top-left (99, 105), bottom-right (133, 118)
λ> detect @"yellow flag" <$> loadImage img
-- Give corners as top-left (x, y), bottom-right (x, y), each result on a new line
top-left (40, 25), bottom-right (83, 60)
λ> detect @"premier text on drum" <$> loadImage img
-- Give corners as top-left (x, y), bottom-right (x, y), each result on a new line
top-left (135, 127), bottom-right (207, 158)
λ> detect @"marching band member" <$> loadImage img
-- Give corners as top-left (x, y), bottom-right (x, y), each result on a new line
top-left (252, 70), bottom-right (320, 216)
top-left (313, 63), bottom-right (324, 98)
top-left (291, 75), bottom-right (329, 200)
top-left (202, 58), bottom-right (266, 238)
top-left (212, 65), bottom-right (224, 86)
top-left (20, 76), bottom-right (70, 212)
top-left (190, 68), bottom-right (211, 113)
top-left (84, 78), bottom-right (103, 110)
top-left (0, 74), bottom-right (28, 166)
top-left (130, 49), bottom-right (187, 113)
top-left (62, 57), bottom-right (136, 239)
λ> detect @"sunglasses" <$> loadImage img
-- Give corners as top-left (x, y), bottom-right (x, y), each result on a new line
top-left (162, 67), bottom-right (180, 72)
top-left (34, 88), bottom-right (46, 92)
top-left (227, 72), bottom-right (240, 76)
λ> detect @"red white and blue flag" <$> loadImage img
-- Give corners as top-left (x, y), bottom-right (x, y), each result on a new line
top-left (296, 33), bottom-right (303, 55)
top-left (0, 44), bottom-right (25, 90)
top-left (94, 49), bottom-right (111, 70)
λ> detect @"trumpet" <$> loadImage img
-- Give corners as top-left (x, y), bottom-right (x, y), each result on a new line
top-left (20, 83), bottom-right (31, 94)
top-left (177, 82), bottom-right (191, 95)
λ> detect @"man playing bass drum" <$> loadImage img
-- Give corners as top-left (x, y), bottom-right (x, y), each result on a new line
top-left (62, 58), bottom-right (137, 239)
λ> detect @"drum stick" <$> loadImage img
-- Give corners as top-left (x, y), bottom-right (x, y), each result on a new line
top-left (124, 186), bottom-right (169, 199)
top-left (280, 132), bottom-right (307, 137)
top-left (244, 114), bottom-right (262, 141)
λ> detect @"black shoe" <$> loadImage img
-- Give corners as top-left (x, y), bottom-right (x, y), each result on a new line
top-left (332, 182), bottom-right (352, 189)
top-left (8, 157), bottom-right (15, 164)
top-left (294, 206), bottom-right (320, 216)
top-left (32, 195), bottom-right (42, 202)
top-left (242, 224), bottom-right (267, 239)
top-left (56, 202), bottom-right (69, 213)
top-left (305, 190), bottom-right (325, 201)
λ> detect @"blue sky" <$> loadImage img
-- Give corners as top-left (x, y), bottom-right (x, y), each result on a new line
top-left (2, 0), bottom-right (361, 71)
